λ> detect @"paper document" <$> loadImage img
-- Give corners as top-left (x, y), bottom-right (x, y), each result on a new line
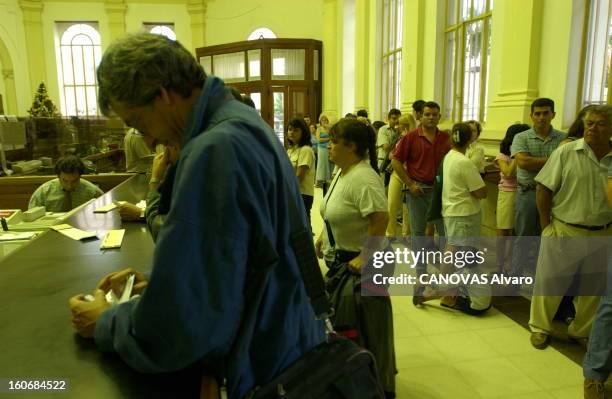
top-left (51, 224), bottom-right (97, 241)
top-left (0, 232), bottom-right (37, 241)
top-left (105, 274), bottom-right (135, 305)
top-left (94, 201), bottom-right (127, 213)
top-left (100, 229), bottom-right (125, 249)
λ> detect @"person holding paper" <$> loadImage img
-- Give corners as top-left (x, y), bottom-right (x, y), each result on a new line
top-left (68, 33), bottom-right (325, 399)
top-left (28, 155), bottom-right (103, 212)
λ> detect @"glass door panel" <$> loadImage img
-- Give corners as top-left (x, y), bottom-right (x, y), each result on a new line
top-left (272, 88), bottom-right (286, 143)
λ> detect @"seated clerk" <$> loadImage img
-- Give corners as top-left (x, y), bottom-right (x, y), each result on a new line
top-left (28, 155), bottom-right (103, 212)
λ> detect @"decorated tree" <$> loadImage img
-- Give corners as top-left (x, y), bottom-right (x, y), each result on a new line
top-left (28, 82), bottom-right (61, 117)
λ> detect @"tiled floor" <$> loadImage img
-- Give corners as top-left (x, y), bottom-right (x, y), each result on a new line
top-left (309, 188), bottom-right (611, 398)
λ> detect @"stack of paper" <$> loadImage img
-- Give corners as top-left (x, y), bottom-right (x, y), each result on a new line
top-left (51, 224), bottom-right (97, 241)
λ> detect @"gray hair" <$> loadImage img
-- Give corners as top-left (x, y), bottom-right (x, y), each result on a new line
top-left (97, 33), bottom-right (206, 116)
top-left (585, 104), bottom-right (612, 125)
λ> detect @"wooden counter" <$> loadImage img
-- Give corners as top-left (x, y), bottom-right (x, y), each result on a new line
top-left (0, 174), bottom-right (200, 398)
top-left (0, 173), bottom-right (136, 211)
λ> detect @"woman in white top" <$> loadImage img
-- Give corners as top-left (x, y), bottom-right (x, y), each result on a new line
top-left (315, 119), bottom-right (396, 397)
top-left (386, 114), bottom-right (416, 236)
top-left (287, 118), bottom-right (316, 223)
top-left (434, 123), bottom-right (490, 315)
top-left (466, 120), bottom-right (486, 174)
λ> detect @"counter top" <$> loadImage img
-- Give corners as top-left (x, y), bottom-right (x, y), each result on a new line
top-left (0, 174), bottom-right (201, 398)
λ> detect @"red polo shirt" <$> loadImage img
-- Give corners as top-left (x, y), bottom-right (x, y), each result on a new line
top-left (393, 127), bottom-right (450, 184)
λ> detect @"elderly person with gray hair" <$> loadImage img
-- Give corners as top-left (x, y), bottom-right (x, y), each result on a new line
top-left (529, 105), bottom-right (612, 354)
top-left (68, 33), bottom-right (324, 399)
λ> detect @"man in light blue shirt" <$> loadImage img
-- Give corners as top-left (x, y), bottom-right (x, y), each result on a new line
top-left (28, 155), bottom-right (103, 212)
top-left (509, 98), bottom-right (565, 277)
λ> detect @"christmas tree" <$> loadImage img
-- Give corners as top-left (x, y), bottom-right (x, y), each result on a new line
top-left (28, 82), bottom-right (60, 117)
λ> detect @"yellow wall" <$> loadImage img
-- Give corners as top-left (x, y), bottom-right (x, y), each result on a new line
top-left (537, 0), bottom-right (574, 130)
top-left (1, 0), bottom-right (591, 141)
top-left (204, 0), bottom-right (324, 46)
top-left (0, 0), bottom-right (31, 115)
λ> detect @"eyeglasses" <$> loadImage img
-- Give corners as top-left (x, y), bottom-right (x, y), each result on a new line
top-left (584, 120), bottom-right (611, 128)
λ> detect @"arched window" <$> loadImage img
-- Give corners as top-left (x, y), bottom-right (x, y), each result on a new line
top-left (144, 23), bottom-right (177, 41)
top-left (247, 28), bottom-right (277, 40)
top-left (56, 23), bottom-right (102, 117)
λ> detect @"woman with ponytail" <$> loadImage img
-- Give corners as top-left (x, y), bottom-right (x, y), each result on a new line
top-left (423, 122), bottom-right (490, 315)
top-left (314, 118), bottom-right (396, 398)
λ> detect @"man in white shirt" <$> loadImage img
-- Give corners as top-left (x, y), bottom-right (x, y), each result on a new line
top-left (529, 105), bottom-right (612, 350)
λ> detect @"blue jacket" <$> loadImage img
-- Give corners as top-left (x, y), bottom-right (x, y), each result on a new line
top-left (95, 76), bottom-right (326, 398)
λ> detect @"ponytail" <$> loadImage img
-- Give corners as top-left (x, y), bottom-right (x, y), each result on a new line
top-left (450, 122), bottom-right (473, 149)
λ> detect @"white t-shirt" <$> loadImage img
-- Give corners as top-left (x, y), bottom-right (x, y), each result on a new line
top-left (442, 149), bottom-right (485, 217)
top-left (320, 160), bottom-right (387, 252)
top-left (288, 145), bottom-right (315, 196)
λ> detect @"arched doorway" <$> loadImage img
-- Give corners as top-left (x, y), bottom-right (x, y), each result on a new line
top-left (0, 36), bottom-right (17, 114)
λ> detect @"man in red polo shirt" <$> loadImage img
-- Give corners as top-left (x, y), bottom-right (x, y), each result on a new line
top-left (391, 101), bottom-right (450, 279)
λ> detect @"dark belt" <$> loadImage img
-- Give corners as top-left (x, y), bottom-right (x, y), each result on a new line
top-left (557, 218), bottom-right (612, 231)
top-left (518, 183), bottom-right (537, 191)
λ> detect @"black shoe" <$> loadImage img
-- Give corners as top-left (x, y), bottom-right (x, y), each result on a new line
top-left (412, 286), bottom-right (425, 306)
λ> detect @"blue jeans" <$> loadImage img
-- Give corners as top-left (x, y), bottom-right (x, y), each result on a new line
top-left (511, 188), bottom-right (540, 276)
top-left (583, 294), bottom-right (612, 380)
top-left (405, 187), bottom-right (445, 275)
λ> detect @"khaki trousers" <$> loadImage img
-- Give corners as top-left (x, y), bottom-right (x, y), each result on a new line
top-left (529, 218), bottom-right (610, 337)
top-left (386, 172), bottom-right (410, 236)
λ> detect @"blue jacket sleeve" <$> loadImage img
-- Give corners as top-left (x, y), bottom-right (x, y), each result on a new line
top-left (95, 133), bottom-right (249, 373)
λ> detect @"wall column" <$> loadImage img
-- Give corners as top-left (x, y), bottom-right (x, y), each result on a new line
top-left (19, 0), bottom-right (45, 91)
top-left (400, 0), bottom-right (425, 115)
top-left (2, 69), bottom-right (17, 115)
top-left (188, 0), bottom-right (207, 53)
top-left (105, 0), bottom-right (127, 43)
top-left (354, 0), bottom-right (370, 113)
top-left (322, 0), bottom-right (339, 121)
top-left (486, 0), bottom-right (543, 130)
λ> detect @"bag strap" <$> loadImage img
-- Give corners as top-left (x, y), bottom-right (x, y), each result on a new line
top-left (284, 185), bottom-right (333, 320)
top-left (224, 123), bottom-right (334, 380)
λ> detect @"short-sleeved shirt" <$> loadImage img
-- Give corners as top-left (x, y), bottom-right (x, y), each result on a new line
top-left (393, 127), bottom-right (450, 184)
top-left (510, 127), bottom-right (565, 185)
top-left (466, 141), bottom-right (486, 173)
top-left (287, 145), bottom-right (315, 196)
top-left (442, 150), bottom-right (485, 217)
top-left (28, 178), bottom-right (103, 212)
top-left (320, 160), bottom-right (387, 252)
top-left (535, 138), bottom-right (612, 226)
top-left (376, 125), bottom-right (399, 166)
top-left (495, 153), bottom-right (518, 192)
top-left (124, 129), bottom-right (155, 173)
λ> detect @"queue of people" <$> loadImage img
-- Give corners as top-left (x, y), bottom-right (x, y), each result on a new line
top-left (37, 32), bottom-right (607, 399)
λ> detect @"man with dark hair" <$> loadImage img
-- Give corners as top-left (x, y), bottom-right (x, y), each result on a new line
top-left (68, 33), bottom-right (324, 399)
top-left (357, 109), bottom-right (369, 118)
top-left (28, 155), bottom-right (103, 212)
top-left (391, 101), bottom-right (450, 282)
top-left (377, 108), bottom-right (402, 171)
top-left (510, 97), bottom-right (565, 280)
top-left (412, 100), bottom-right (426, 123)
